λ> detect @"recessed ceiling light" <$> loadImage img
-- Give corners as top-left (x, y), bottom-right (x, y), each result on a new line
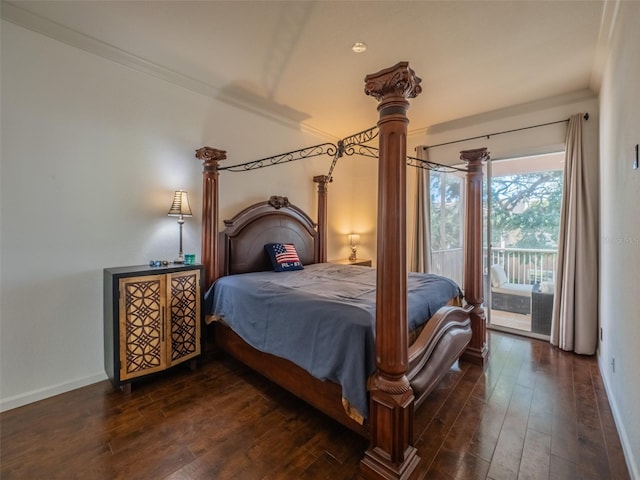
top-left (352, 42), bottom-right (367, 53)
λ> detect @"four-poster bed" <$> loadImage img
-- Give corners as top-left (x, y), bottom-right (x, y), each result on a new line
top-left (195, 62), bottom-right (488, 479)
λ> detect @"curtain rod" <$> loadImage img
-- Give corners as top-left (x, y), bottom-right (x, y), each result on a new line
top-left (422, 112), bottom-right (589, 150)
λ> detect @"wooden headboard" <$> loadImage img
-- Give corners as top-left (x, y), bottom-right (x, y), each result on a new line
top-left (218, 195), bottom-right (319, 276)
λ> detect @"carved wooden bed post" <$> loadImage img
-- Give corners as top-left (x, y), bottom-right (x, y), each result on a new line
top-left (313, 175), bottom-right (331, 263)
top-left (460, 148), bottom-right (489, 366)
top-left (361, 62), bottom-right (423, 480)
top-left (195, 146), bottom-right (226, 288)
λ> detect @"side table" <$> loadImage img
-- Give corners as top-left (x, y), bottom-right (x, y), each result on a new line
top-left (531, 285), bottom-right (554, 335)
top-left (330, 258), bottom-right (372, 267)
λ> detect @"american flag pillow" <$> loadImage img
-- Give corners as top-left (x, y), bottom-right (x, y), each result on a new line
top-left (264, 243), bottom-right (304, 272)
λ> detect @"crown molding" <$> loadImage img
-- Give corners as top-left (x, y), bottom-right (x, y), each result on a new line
top-left (426, 89), bottom-right (596, 136)
top-left (1, 1), bottom-right (219, 97)
top-left (589, 0), bottom-right (621, 93)
top-left (0, 0), bottom-right (337, 141)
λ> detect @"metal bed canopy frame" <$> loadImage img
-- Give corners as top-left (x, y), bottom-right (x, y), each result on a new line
top-left (216, 124), bottom-right (467, 177)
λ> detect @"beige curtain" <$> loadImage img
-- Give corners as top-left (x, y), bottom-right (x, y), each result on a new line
top-left (551, 114), bottom-right (598, 354)
top-left (410, 147), bottom-right (431, 273)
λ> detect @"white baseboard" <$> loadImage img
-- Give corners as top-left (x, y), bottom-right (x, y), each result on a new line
top-left (0, 371), bottom-right (108, 413)
top-left (598, 355), bottom-right (640, 480)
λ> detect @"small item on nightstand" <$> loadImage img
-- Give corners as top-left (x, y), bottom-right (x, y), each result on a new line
top-left (148, 260), bottom-right (170, 267)
top-left (184, 254), bottom-right (195, 265)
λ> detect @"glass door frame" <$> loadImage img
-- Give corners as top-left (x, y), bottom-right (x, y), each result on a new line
top-left (483, 153), bottom-right (562, 340)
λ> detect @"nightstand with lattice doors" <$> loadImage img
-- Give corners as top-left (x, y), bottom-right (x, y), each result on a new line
top-left (104, 264), bottom-right (204, 392)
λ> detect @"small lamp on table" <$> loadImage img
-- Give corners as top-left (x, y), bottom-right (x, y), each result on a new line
top-left (348, 233), bottom-right (360, 261)
top-left (167, 190), bottom-right (192, 264)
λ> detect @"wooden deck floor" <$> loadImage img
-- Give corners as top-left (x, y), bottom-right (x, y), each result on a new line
top-left (0, 330), bottom-right (630, 479)
top-left (489, 309), bottom-right (532, 333)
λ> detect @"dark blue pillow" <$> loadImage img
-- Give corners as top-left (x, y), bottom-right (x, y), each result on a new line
top-left (264, 243), bottom-right (304, 272)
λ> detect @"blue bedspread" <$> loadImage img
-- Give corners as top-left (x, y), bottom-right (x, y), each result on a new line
top-left (205, 263), bottom-right (461, 419)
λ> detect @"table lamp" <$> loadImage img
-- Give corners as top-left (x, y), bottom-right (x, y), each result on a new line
top-left (167, 190), bottom-right (192, 263)
top-left (348, 233), bottom-right (360, 261)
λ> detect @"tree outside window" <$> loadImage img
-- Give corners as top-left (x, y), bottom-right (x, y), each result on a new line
top-left (489, 171), bottom-right (563, 249)
top-left (430, 171), bottom-right (463, 251)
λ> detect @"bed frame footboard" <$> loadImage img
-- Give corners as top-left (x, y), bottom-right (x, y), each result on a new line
top-left (407, 305), bottom-right (473, 406)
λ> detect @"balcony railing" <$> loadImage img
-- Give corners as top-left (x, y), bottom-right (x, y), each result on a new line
top-left (486, 247), bottom-right (557, 285)
top-left (430, 247), bottom-right (558, 286)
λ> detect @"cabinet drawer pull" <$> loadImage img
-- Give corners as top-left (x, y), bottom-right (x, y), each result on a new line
top-left (161, 306), bottom-right (166, 342)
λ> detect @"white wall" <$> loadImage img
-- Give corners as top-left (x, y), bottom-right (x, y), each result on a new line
top-left (0, 20), bottom-right (354, 410)
top-left (598, 2), bottom-right (640, 477)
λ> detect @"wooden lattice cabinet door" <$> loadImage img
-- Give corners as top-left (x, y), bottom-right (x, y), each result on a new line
top-left (167, 270), bottom-right (201, 366)
top-left (119, 274), bottom-right (168, 382)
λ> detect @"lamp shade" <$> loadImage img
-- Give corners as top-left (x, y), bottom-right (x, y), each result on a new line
top-left (167, 190), bottom-right (192, 217)
top-left (348, 233), bottom-right (360, 246)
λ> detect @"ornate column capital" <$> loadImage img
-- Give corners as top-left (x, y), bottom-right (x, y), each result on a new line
top-left (312, 174), bottom-right (331, 184)
top-left (364, 61), bottom-right (422, 102)
top-left (460, 147), bottom-right (490, 165)
top-left (195, 147), bottom-right (227, 171)
top-left (312, 175), bottom-right (332, 192)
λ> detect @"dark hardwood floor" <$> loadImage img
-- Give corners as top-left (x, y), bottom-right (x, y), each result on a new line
top-left (1, 330), bottom-right (630, 479)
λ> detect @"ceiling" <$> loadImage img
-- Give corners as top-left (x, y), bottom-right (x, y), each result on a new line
top-left (2, 0), bottom-right (611, 139)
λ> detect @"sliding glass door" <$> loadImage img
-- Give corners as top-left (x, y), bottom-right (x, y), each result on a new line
top-left (484, 152), bottom-right (564, 338)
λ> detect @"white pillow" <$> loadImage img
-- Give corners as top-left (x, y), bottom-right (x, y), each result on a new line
top-left (490, 264), bottom-right (508, 287)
